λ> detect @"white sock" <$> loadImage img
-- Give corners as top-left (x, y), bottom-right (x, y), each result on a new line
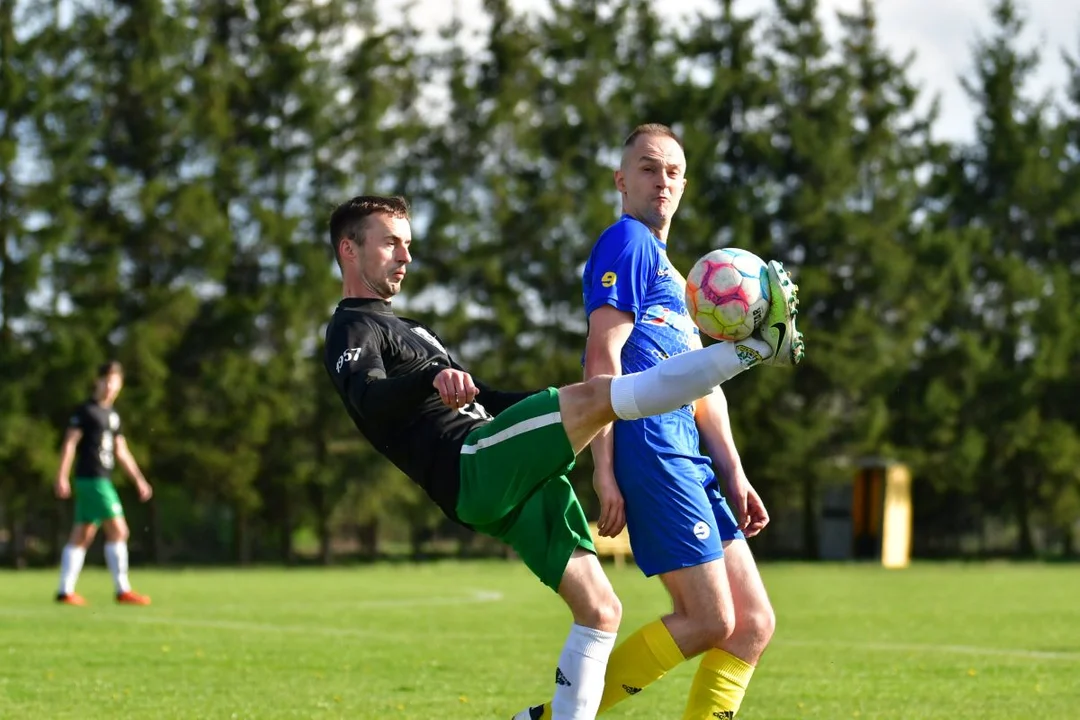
top-left (104, 541), bottom-right (131, 594)
top-left (550, 623), bottom-right (617, 720)
top-left (609, 338), bottom-right (772, 420)
top-left (57, 544), bottom-right (86, 596)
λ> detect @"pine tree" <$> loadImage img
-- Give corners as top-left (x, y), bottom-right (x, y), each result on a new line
top-left (1031, 30), bottom-right (1080, 555)
top-left (671, 0), bottom-right (778, 265)
top-left (0, 0), bottom-right (63, 565)
top-left (928, 0), bottom-right (1067, 555)
top-left (703, 0), bottom-right (947, 556)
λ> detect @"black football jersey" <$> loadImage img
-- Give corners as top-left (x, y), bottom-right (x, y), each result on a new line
top-left (68, 401), bottom-right (123, 479)
top-left (323, 298), bottom-right (535, 524)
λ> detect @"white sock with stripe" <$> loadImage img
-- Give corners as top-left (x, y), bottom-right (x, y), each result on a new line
top-left (609, 339), bottom-right (771, 420)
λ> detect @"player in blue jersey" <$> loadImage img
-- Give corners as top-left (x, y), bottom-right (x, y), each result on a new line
top-left (516, 124), bottom-right (802, 720)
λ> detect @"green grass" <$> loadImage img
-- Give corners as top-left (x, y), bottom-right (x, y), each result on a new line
top-left (1, 561), bottom-right (1078, 719)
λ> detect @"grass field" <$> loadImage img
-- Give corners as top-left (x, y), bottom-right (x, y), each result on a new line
top-left (1, 561), bottom-right (1078, 719)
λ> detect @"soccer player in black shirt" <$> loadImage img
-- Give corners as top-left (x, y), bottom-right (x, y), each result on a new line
top-left (54, 361), bottom-right (153, 606)
top-left (323, 196), bottom-right (803, 720)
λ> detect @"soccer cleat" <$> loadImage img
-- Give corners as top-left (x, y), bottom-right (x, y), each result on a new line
top-left (55, 592), bottom-right (88, 606)
top-left (751, 260), bottom-right (804, 367)
top-left (116, 590), bottom-right (151, 605)
top-left (511, 707), bottom-right (545, 720)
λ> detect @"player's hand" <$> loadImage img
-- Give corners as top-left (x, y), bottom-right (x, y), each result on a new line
top-left (136, 481), bottom-right (153, 502)
top-left (55, 478), bottom-right (71, 499)
top-left (742, 484), bottom-right (769, 537)
top-left (433, 368), bottom-right (478, 411)
top-left (726, 469), bottom-right (769, 537)
top-left (593, 469), bottom-right (626, 538)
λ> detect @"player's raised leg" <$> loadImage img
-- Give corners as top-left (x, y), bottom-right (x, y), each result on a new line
top-left (557, 261), bottom-right (802, 453)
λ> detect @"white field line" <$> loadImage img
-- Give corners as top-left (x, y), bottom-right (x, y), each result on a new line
top-left (5, 596), bottom-right (1078, 662)
top-left (776, 638), bottom-right (1080, 661)
top-left (0, 590), bottom-right (504, 640)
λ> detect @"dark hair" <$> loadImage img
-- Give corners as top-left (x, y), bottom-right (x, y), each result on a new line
top-left (97, 360), bottom-right (123, 379)
top-left (623, 123), bottom-right (683, 149)
top-left (328, 195), bottom-right (410, 267)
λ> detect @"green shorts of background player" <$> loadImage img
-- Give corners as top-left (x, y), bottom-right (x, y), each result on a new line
top-left (72, 477), bottom-right (125, 526)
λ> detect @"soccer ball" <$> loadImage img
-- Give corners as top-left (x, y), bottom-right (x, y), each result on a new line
top-left (684, 248), bottom-right (771, 342)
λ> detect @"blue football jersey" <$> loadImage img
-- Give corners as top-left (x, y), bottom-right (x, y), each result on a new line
top-left (582, 214), bottom-right (700, 384)
top-left (583, 215), bottom-right (737, 577)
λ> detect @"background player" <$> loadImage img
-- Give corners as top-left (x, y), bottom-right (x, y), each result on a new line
top-left (520, 123), bottom-right (794, 719)
top-left (322, 195), bottom-right (802, 720)
top-left (55, 361), bottom-right (153, 606)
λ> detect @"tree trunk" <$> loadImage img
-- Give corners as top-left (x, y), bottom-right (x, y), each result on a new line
top-left (409, 525), bottom-right (428, 561)
top-left (457, 529), bottom-right (476, 558)
top-left (234, 505), bottom-right (251, 565)
top-left (280, 498), bottom-right (295, 566)
top-left (1014, 471), bottom-right (1035, 558)
top-left (8, 511), bottom-right (26, 569)
top-left (802, 475), bottom-right (818, 560)
top-left (357, 519), bottom-right (378, 559)
top-left (317, 509), bottom-right (332, 566)
top-left (144, 498), bottom-right (163, 565)
top-left (48, 497), bottom-right (63, 565)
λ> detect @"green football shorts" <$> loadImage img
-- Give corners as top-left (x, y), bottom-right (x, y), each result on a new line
top-left (73, 477), bottom-right (125, 526)
top-left (456, 387), bottom-right (596, 592)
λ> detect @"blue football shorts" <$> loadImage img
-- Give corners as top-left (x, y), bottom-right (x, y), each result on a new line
top-left (613, 408), bottom-right (745, 577)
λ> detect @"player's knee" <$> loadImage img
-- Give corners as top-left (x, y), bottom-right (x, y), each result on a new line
top-left (557, 377), bottom-right (619, 452)
top-left (583, 375), bottom-right (614, 402)
top-left (69, 525), bottom-right (94, 548)
top-left (559, 550), bottom-right (622, 632)
top-left (581, 589), bottom-right (622, 633)
top-left (736, 603), bottom-right (776, 647)
top-left (582, 375), bottom-right (616, 420)
top-left (603, 589), bottom-right (623, 628)
top-left (698, 613), bottom-right (736, 650)
top-left (103, 520), bottom-right (129, 543)
top-left (563, 579), bottom-right (622, 632)
top-left (583, 374), bottom-right (614, 390)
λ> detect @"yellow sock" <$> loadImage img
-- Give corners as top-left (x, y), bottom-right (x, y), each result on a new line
top-left (680, 649), bottom-right (755, 719)
top-left (536, 619), bottom-right (685, 717)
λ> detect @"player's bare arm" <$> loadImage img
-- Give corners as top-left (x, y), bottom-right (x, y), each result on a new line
top-left (694, 387), bottom-right (769, 537)
top-left (584, 305), bottom-right (635, 538)
top-left (115, 436), bottom-right (152, 502)
top-left (55, 428), bottom-right (82, 499)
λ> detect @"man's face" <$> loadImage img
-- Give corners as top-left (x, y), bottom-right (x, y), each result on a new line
top-left (96, 371), bottom-right (123, 404)
top-left (341, 213), bottom-right (413, 299)
top-left (614, 133), bottom-right (687, 234)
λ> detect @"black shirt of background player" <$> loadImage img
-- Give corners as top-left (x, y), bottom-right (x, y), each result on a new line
top-left (68, 401), bottom-right (123, 479)
top-left (323, 298), bottom-right (537, 525)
